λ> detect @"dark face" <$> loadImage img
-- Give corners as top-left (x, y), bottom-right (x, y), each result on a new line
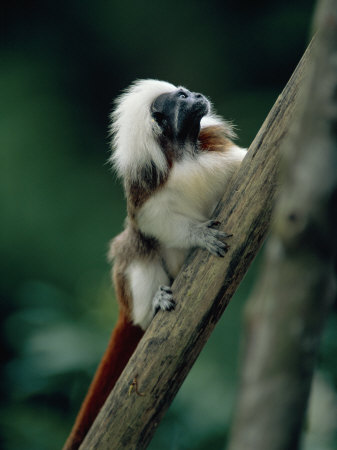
top-left (151, 87), bottom-right (210, 147)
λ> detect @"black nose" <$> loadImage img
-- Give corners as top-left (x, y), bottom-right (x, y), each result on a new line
top-left (191, 92), bottom-right (209, 116)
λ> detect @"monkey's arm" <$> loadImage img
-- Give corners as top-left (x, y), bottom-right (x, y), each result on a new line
top-left (137, 201), bottom-right (229, 257)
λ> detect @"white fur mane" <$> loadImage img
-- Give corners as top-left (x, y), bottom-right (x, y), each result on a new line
top-left (110, 79), bottom-right (176, 180)
top-left (110, 79), bottom-right (234, 181)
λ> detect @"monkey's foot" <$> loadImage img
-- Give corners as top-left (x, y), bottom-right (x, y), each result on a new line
top-left (195, 220), bottom-right (232, 257)
top-left (153, 285), bottom-right (175, 314)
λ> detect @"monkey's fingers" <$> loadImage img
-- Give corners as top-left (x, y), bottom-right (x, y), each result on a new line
top-left (205, 220), bottom-right (233, 238)
top-left (205, 238), bottom-right (230, 258)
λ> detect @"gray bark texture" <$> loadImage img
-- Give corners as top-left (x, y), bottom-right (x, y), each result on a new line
top-left (80, 30), bottom-right (317, 450)
top-left (227, 1), bottom-right (337, 450)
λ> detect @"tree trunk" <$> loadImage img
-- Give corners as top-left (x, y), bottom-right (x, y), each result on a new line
top-left (80, 38), bottom-right (316, 450)
top-left (227, 1), bottom-right (337, 449)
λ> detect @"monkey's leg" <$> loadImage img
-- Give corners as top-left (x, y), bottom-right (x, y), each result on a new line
top-left (127, 258), bottom-right (173, 330)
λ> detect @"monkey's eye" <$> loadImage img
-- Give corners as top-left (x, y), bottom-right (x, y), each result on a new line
top-left (179, 92), bottom-right (188, 99)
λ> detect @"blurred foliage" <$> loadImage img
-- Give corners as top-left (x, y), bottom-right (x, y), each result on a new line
top-left (1, 1), bottom-right (336, 449)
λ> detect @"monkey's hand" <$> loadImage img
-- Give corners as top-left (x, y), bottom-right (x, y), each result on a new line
top-left (193, 220), bottom-right (232, 257)
top-left (152, 285), bottom-right (176, 314)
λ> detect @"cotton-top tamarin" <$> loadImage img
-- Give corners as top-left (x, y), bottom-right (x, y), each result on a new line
top-left (64, 79), bottom-right (246, 449)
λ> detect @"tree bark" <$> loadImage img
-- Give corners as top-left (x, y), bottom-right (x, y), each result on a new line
top-left (227, 1), bottom-right (337, 449)
top-left (80, 39), bottom-right (315, 450)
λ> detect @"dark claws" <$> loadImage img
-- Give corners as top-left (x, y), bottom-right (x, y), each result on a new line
top-left (166, 300), bottom-right (176, 311)
top-left (207, 220), bottom-right (221, 228)
top-left (155, 299), bottom-right (175, 314)
top-left (160, 286), bottom-right (172, 294)
top-left (207, 221), bottom-right (233, 239)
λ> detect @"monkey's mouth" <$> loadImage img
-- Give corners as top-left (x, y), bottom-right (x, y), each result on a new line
top-left (192, 97), bottom-right (210, 118)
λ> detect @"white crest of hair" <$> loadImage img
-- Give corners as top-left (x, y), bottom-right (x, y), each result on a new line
top-left (110, 79), bottom-right (177, 181)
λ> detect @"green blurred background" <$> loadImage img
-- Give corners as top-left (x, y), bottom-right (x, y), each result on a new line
top-left (2, 1), bottom-right (337, 449)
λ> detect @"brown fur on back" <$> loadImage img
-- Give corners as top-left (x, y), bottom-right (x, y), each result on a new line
top-left (199, 125), bottom-right (233, 153)
top-left (109, 225), bottom-right (159, 266)
top-left (126, 166), bottom-right (169, 220)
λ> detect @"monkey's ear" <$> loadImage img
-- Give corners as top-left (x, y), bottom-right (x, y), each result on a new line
top-left (152, 111), bottom-right (165, 126)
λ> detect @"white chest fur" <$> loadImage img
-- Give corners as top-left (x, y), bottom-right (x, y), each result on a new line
top-left (136, 145), bottom-right (246, 275)
top-left (164, 147), bottom-right (244, 220)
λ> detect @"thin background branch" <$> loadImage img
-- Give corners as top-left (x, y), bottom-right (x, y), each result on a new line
top-left (227, 1), bottom-right (337, 449)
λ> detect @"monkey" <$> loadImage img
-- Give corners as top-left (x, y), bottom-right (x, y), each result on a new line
top-left (63, 79), bottom-right (246, 449)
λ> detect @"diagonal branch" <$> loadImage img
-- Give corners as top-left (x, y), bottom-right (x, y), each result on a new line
top-left (80, 39), bottom-right (314, 450)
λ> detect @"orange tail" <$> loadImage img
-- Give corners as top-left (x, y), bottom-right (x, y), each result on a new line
top-left (63, 312), bottom-right (144, 450)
